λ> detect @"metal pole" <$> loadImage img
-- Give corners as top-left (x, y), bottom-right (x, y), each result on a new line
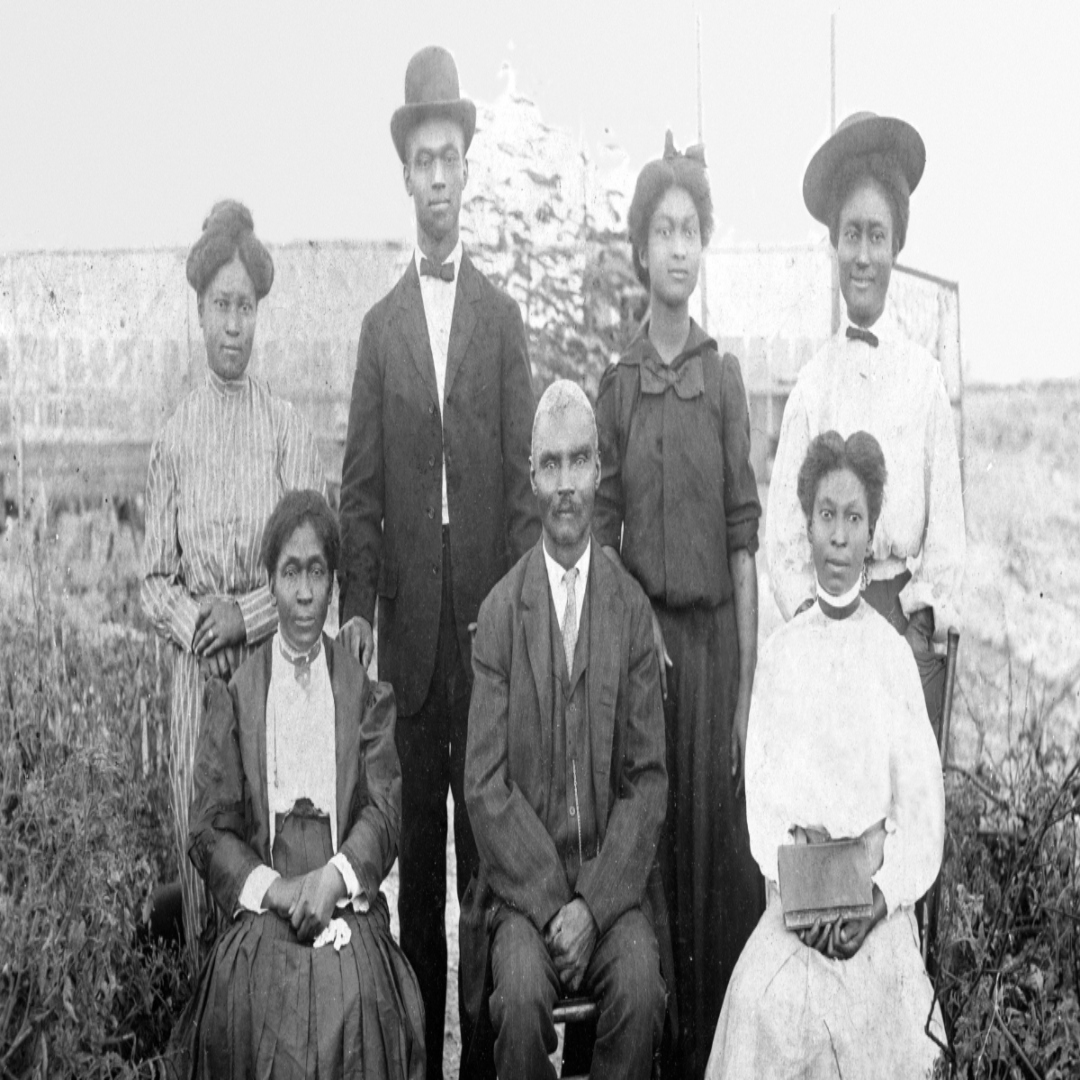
top-left (829, 12), bottom-right (842, 334)
top-left (830, 12), bottom-right (837, 134)
top-left (696, 9), bottom-right (709, 332)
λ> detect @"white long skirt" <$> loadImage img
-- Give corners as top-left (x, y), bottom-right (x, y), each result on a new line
top-left (706, 886), bottom-right (944, 1079)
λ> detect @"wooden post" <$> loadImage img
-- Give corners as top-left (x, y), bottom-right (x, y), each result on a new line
top-left (829, 12), bottom-right (842, 334)
top-left (696, 10), bottom-right (709, 332)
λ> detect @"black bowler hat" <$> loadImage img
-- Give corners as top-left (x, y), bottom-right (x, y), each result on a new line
top-left (391, 45), bottom-right (477, 164)
top-left (803, 111), bottom-right (925, 227)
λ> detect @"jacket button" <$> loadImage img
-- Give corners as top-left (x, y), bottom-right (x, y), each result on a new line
top-left (426, 507), bottom-right (434, 519)
top-left (569, 805), bottom-right (576, 817)
top-left (432, 563), bottom-right (438, 576)
top-left (429, 403), bottom-right (436, 416)
top-left (428, 455), bottom-right (436, 467)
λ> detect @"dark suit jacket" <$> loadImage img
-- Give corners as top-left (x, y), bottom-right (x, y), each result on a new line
top-left (338, 253), bottom-right (540, 716)
top-left (464, 538), bottom-right (667, 937)
top-left (188, 636), bottom-right (400, 918)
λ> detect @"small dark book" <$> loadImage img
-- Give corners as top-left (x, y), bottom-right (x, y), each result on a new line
top-left (778, 838), bottom-right (874, 930)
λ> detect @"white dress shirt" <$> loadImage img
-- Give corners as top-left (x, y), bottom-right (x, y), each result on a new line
top-left (236, 636), bottom-right (365, 914)
top-left (415, 240), bottom-right (462, 525)
top-left (542, 539), bottom-right (591, 642)
top-left (766, 308), bottom-right (966, 636)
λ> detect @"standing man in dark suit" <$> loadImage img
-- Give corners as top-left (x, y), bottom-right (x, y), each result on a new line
top-left (338, 44), bottom-right (540, 1080)
top-left (464, 381), bottom-right (668, 1080)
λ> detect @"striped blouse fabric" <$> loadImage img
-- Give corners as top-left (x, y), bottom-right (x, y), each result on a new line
top-left (141, 367), bottom-right (325, 961)
top-left (142, 369), bottom-right (327, 650)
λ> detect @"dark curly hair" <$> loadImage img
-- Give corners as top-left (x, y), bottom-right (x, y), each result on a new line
top-left (260, 490), bottom-right (340, 581)
top-left (827, 152), bottom-right (910, 255)
top-left (796, 430), bottom-right (888, 535)
top-left (186, 199), bottom-right (274, 303)
top-left (628, 134), bottom-right (714, 291)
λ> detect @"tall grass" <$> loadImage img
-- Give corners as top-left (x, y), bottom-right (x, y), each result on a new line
top-left (1, 525), bottom-right (188, 1078)
top-left (931, 643), bottom-right (1080, 1078)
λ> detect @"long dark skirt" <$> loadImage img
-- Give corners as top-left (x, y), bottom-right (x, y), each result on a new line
top-left (185, 812), bottom-right (425, 1080)
top-left (655, 601), bottom-right (764, 1080)
top-left (863, 572), bottom-right (947, 732)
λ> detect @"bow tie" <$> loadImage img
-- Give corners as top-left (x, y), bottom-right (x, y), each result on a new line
top-left (845, 326), bottom-right (879, 348)
top-left (279, 637), bottom-right (322, 688)
top-left (420, 257), bottom-right (455, 282)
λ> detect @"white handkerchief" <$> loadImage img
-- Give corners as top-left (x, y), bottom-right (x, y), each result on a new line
top-left (312, 917), bottom-right (352, 952)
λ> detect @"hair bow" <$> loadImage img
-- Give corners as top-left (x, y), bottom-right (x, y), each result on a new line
top-left (663, 129), bottom-right (707, 167)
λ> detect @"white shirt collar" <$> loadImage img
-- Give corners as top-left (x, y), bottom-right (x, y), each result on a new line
top-left (842, 304), bottom-right (898, 346)
top-left (414, 239), bottom-right (463, 280)
top-left (541, 538), bottom-right (591, 632)
top-left (816, 575), bottom-right (862, 609)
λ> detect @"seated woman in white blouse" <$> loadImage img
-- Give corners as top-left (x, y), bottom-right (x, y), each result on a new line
top-left (707, 431), bottom-right (945, 1079)
top-left (181, 490), bottom-right (424, 1080)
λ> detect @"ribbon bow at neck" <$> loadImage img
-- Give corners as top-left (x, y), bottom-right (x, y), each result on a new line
top-left (420, 257), bottom-right (455, 282)
top-left (278, 636), bottom-right (322, 688)
top-left (663, 129), bottom-right (707, 167)
top-left (639, 352), bottom-right (706, 399)
top-left (845, 325), bottom-right (879, 348)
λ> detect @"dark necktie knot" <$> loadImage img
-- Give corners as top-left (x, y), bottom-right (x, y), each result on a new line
top-left (420, 257), bottom-right (455, 282)
top-left (845, 325), bottom-right (879, 348)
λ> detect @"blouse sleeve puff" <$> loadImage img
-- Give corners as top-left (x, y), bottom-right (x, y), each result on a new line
top-left (141, 426), bottom-right (203, 652)
top-left (717, 353), bottom-right (760, 556)
top-left (765, 377), bottom-right (815, 621)
top-left (874, 628), bottom-right (946, 911)
top-left (743, 629), bottom-right (794, 885)
top-left (593, 361), bottom-right (627, 552)
top-left (337, 677), bottom-right (401, 903)
top-left (188, 678), bottom-right (266, 919)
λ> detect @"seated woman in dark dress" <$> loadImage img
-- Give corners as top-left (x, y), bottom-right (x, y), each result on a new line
top-left (183, 490), bottom-right (425, 1079)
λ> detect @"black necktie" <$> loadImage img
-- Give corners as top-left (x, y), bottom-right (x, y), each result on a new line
top-left (845, 326), bottom-right (879, 348)
top-left (420, 257), bottom-right (455, 282)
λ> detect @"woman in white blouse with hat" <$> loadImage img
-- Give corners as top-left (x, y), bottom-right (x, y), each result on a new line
top-left (766, 112), bottom-right (965, 730)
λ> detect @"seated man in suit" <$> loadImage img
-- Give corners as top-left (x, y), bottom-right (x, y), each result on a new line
top-left (465, 380), bottom-right (668, 1080)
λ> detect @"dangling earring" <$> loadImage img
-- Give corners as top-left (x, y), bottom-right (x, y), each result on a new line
top-left (861, 534), bottom-right (873, 592)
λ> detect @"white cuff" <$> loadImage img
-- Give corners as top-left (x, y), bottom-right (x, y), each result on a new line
top-left (329, 853), bottom-right (369, 912)
top-left (236, 864), bottom-right (281, 915)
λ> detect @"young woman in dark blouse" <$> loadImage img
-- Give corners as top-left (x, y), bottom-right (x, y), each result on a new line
top-left (594, 131), bottom-right (762, 1080)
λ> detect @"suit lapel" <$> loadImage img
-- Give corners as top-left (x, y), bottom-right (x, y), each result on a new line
top-left (394, 260), bottom-right (440, 411)
top-left (237, 642), bottom-right (273, 863)
top-left (521, 543), bottom-right (554, 769)
top-left (444, 252), bottom-right (480, 403)
top-left (327, 636), bottom-right (362, 847)
top-left (587, 541), bottom-right (621, 828)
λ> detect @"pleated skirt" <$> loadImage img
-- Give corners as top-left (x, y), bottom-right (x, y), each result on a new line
top-left (185, 812), bottom-right (425, 1080)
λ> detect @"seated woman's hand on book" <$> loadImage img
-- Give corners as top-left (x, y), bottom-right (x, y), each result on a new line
top-left (796, 883), bottom-right (887, 959)
top-left (829, 884), bottom-right (887, 959)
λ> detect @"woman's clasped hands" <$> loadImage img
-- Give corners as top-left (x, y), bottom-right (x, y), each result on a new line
top-left (263, 863), bottom-right (347, 943)
top-left (791, 822), bottom-right (889, 961)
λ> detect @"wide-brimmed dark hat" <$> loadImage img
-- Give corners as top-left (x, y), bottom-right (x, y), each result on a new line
top-left (803, 111), bottom-right (925, 226)
top-left (391, 46), bottom-right (476, 163)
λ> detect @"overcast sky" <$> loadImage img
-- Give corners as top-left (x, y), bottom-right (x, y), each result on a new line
top-left (1, 0), bottom-right (1077, 384)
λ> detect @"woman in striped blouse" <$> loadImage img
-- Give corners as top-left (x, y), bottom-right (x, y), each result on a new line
top-left (141, 200), bottom-right (326, 962)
